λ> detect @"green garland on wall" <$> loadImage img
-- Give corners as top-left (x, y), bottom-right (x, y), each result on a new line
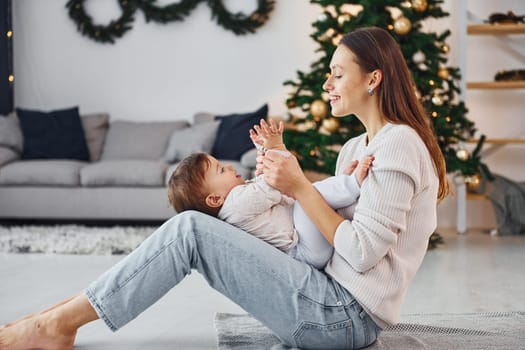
top-left (66, 0), bottom-right (275, 44)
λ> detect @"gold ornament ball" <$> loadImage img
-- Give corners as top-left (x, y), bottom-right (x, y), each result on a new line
top-left (412, 0), bottom-right (428, 12)
top-left (437, 67), bottom-right (450, 80)
top-left (441, 43), bottom-right (450, 54)
top-left (310, 99), bottom-right (328, 121)
top-left (337, 13), bottom-right (351, 26)
top-left (465, 173), bottom-right (482, 192)
top-left (394, 16), bottom-right (412, 35)
top-left (322, 118), bottom-right (340, 133)
top-left (456, 148), bottom-right (469, 161)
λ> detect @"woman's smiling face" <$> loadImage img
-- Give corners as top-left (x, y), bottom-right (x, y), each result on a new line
top-left (323, 44), bottom-right (370, 117)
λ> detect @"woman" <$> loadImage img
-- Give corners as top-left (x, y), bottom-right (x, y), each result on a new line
top-left (0, 26), bottom-right (448, 350)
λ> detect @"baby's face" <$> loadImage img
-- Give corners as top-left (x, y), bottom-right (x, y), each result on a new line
top-left (204, 156), bottom-right (245, 198)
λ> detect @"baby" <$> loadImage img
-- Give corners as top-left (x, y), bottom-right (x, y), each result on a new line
top-left (168, 119), bottom-right (373, 269)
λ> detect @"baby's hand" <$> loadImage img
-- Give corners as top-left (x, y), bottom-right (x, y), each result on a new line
top-left (250, 119), bottom-right (287, 151)
top-left (344, 155), bottom-right (374, 187)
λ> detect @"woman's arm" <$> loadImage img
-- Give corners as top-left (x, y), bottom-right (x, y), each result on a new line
top-left (262, 151), bottom-right (344, 246)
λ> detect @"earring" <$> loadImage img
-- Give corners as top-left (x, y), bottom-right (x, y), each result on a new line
top-left (367, 87), bottom-right (374, 96)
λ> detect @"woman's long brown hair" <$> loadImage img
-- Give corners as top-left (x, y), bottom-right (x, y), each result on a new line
top-left (340, 27), bottom-right (449, 200)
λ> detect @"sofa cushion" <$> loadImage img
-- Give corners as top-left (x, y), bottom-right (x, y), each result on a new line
top-left (16, 107), bottom-right (90, 161)
top-left (0, 113), bottom-right (23, 154)
top-left (0, 160), bottom-right (86, 186)
top-left (163, 120), bottom-right (221, 163)
top-left (211, 104), bottom-right (268, 161)
top-left (101, 120), bottom-right (189, 161)
top-left (81, 160), bottom-right (166, 187)
top-left (193, 111), bottom-right (215, 125)
top-left (0, 147), bottom-right (19, 167)
top-left (240, 148), bottom-right (258, 169)
top-left (81, 113), bottom-right (110, 162)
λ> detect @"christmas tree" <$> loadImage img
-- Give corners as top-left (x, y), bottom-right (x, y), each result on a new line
top-left (283, 0), bottom-right (489, 181)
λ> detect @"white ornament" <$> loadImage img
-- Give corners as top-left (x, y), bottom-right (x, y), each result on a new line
top-left (412, 50), bottom-right (426, 64)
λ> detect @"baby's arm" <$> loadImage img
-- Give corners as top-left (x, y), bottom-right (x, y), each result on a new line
top-left (250, 119), bottom-right (287, 152)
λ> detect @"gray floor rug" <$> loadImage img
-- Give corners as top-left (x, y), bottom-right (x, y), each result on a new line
top-left (0, 225), bottom-right (156, 254)
top-left (215, 311), bottom-right (525, 349)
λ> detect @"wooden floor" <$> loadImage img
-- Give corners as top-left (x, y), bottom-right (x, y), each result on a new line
top-left (1, 228), bottom-right (524, 349)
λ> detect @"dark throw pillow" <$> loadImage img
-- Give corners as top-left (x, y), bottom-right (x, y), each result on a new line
top-left (17, 107), bottom-right (90, 161)
top-left (211, 104), bottom-right (268, 161)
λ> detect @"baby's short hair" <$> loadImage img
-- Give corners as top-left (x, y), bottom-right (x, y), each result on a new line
top-left (167, 153), bottom-right (220, 217)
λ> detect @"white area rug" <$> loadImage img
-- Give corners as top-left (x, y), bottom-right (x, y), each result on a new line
top-left (215, 311), bottom-right (525, 349)
top-left (0, 225), bottom-right (156, 255)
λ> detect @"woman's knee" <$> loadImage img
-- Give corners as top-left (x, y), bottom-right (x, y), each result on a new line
top-left (162, 211), bottom-right (213, 235)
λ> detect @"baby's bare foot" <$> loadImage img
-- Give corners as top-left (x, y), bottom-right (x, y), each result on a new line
top-left (0, 311), bottom-right (76, 350)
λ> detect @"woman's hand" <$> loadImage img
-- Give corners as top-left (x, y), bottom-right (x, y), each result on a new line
top-left (261, 151), bottom-right (310, 198)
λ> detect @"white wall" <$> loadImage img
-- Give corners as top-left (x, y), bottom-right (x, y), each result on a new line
top-left (13, 0), bottom-right (320, 121)
top-left (12, 0), bottom-right (524, 229)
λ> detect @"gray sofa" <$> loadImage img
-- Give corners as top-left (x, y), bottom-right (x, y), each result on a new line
top-left (0, 112), bottom-right (257, 221)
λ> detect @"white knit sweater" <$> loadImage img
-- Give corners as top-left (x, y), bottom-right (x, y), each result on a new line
top-left (324, 123), bottom-right (439, 328)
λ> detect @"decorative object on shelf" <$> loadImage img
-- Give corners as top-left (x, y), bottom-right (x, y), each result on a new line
top-left (494, 69), bottom-right (525, 82)
top-left (65, 0), bottom-right (275, 44)
top-left (393, 16), bottom-right (412, 35)
top-left (486, 11), bottom-right (525, 24)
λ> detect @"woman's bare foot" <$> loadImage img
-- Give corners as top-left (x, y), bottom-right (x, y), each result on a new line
top-left (0, 294), bottom-right (79, 330)
top-left (0, 310), bottom-right (76, 350)
top-left (0, 293), bottom-right (98, 350)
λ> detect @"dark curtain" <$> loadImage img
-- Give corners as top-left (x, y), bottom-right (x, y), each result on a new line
top-left (0, 0), bottom-right (13, 115)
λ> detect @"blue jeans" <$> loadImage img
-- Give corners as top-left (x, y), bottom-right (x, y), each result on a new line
top-left (85, 211), bottom-right (381, 350)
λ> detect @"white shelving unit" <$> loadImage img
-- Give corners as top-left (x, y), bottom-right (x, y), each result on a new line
top-left (455, 2), bottom-right (525, 234)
